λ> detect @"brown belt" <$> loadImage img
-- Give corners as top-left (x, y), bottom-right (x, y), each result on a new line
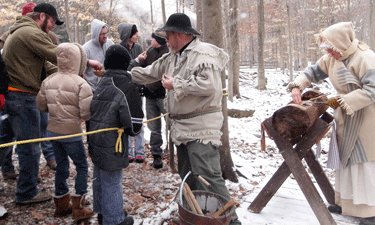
top-left (169, 106), bottom-right (222, 120)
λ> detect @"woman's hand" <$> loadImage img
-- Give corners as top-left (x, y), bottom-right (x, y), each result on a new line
top-left (291, 87), bottom-right (302, 104)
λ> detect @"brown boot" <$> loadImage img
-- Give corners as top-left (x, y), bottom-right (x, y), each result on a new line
top-left (71, 194), bottom-right (95, 221)
top-left (53, 192), bottom-right (72, 217)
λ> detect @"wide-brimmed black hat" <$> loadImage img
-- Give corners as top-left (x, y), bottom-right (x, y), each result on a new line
top-left (34, 3), bottom-right (64, 25)
top-left (156, 13), bottom-right (200, 35)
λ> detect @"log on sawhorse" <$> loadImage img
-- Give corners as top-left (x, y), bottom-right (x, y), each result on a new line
top-left (249, 114), bottom-right (336, 225)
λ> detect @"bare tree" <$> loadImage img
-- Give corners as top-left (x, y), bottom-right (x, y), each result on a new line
top-left (230, 0), bottom-right (240, 98)
top-left (196, 0), bottom-right (203, 35)
top-left (370, 0), bottom-right (375, 49)
top-left (150, 0), bottom-right (154, 30)
top-left (64, 0), bottom-right (73, 42)
top-left (287, 3), bottom-right (293, 81)
top-left (347, 0), bottom-right (351, 21)
top-left (161, 0), bottom-right (167, 24)
top-left (202, 0), bottom-right (238, 182)
top-left (257, 0), bottom-right (266, 90)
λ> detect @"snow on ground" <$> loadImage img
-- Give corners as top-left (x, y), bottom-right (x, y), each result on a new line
top-left (224, 67), bottom-right (358, 225)
top-left (0, 67), bottom-right (360, 225)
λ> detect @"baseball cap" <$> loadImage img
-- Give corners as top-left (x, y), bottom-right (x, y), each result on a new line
top-left (33, 3), bottom-right (64, 25)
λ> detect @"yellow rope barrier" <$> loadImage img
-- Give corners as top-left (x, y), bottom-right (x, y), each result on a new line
top-left (0, 89), bottom-right (226, 149)
top-left (115, 128), bottom-right (124, 153)
top-left (0, 114), bottom-right (170, 149)
top-left (0, 127), bottom-right (119, 149)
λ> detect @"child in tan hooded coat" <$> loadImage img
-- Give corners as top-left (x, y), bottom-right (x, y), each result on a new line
top-left (36, 42), bottom-right (94, 223)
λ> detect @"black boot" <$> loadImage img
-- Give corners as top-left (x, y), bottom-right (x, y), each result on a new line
top-left (153, 155), bottom-right (163, 169)
top-left (99, 211), bottom-right (128, 224)
top-left (118, 216), bottom-right (134, 225)
top-left (360, 217), bottom-right (375, 225)
top-left (327, 204), bottom-right (342, 214)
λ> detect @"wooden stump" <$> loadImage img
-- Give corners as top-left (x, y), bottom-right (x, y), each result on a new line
top-left (272, 90), bottom-right (328, 139)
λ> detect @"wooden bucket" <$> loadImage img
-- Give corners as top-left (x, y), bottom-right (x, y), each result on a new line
top-left (178, 190), bottom-right (234, 225)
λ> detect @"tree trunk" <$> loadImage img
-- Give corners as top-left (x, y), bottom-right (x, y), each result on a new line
top-left (64, 0), bottom-right (73, 42)
top-left (150, 0), bottom-right (154, 29)
top-left (257, 0), bottom-right (266, 90)
top-left (108, 0), bottom-right (114, 26)
top-left (202, 0), bottom-right (237, 182)
top-left (223, 0), bottom-right (234, 102)
top-left (316, 0), bottom-right (323, 62)
top-left (287, 3), bottom-right (293, 82)
top-left (161, 0), bottom-right (166, 24)
top-left (230, 0), bottom-right (240, 98)
top-left (278, 27), bottom-right (285, 72)
top-left (370, 0), bottom-right (375, 49)
top-left (347, 0), bottom-right (351, 21)
top-left (75, 16), bottom-right (81, 44)
top-left (196, 0), bottom-right (203, 35)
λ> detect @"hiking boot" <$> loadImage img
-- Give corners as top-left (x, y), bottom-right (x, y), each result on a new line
top-left (128, 157), bottom-right (134, 163)
top-left (135, 156), bottom-right (145, 163)
top-left (71, 194), bottom-right (95, 221)
top-left (153, 155), bottom-right (163, 169)
top-left (118, 216), bottom-right (134, 225)
top-left (16, 189), bottom-right (52, 206)
top-left (0, 205), bottom-right (8, 220)
top-left (98, 210), bottom-right (128, 224)
top-left (98, 214), bottom-right (103, 225)
top-left (229, 217), bottom-right (242, 225)
top-left (328, 204), bottom-right (342, 214)
top-left (3, 171), bottom-right (17, 180)
top-left (47, 159), bottom-right (57, 170)
top-left (53, 192), bottom-right (72, 217)
top-left (360, 217), bottom-right (375, 225)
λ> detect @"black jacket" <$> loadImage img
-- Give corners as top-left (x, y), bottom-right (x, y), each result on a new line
top-left (133, 44), bottom-right (169, 99)
top-left (0, 54), bottom-right (9, 95)
top-left (88, 69), bottom-right (144, 171)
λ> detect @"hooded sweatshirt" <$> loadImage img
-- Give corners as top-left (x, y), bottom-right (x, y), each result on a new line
top-left (83, 19), bottom-right (114, 93)
top-left (287, 22), bottom-right (375, 167)
top-left (36, 43), bottom-right (93, 135)
top-left (117, 23), bottom-right (143, 69)
top-left (2, 16), bottom-right (58, 94)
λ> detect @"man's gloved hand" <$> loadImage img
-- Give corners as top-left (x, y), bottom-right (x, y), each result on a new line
top-left (0, 94), bottom-right (5, 110)
top-left (326, 97), bottom-right (340, 109)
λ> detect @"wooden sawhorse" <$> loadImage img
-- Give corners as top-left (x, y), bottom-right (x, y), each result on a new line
top-left (248, 113), bottom-right (336, 225)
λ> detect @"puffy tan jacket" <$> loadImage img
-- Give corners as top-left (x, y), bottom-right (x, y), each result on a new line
top-left (36, 43), bottom-right (92, 135)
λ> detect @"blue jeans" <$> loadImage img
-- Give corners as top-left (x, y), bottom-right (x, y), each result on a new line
top-left (1, 111), bottom-right (54, 176)
top-left (3, 92), bottom-right (41, 202)
top-left (40, 111), bottom-right (54, 161)
top-left (1, 148), bottom-right (14, 175)
top-left (51, 139), bottom-right (88, 196)
top-left (146, 98), bottom-right (166, 157)
top-left (128, 126), bottom-right (144, 158)
top-left (0, 110), bottom-right (12, 168)
top-left (93, 165), bottom-right (125, 225)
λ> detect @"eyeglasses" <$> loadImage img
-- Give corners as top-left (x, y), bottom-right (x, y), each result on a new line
top-left (99, 32), bottom-right (107, 36)
top-left (320, 41), bottom-right (332, 50)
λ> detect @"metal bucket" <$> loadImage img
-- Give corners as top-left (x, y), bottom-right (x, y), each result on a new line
top-left (178, 190), bottom-right (234, 225)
